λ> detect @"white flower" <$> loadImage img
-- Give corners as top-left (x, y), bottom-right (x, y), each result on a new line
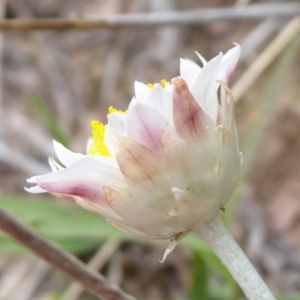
top-left (26, 45), bottom-right (242, 262)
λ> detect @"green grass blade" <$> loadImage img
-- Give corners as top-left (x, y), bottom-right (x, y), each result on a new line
top-left (277, 295), bottom-right (300, 300)
top-left (189, 250), bottom-right (209, 300)
top-left (27, 92), bottom-right (69, 148)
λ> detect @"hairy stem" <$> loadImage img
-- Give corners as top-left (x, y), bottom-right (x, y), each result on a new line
top-left (193, 214), bottom-right (275, 300)
top-left (0, 208), bottom-right (135, 300)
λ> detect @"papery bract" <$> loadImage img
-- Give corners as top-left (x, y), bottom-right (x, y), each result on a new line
top-left (26, 45), bottom-right (242, 261)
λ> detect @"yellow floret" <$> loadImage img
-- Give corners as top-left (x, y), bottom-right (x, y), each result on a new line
top-left (147, 83), bottom-right (154, 89)
top-left (160, 79), bottom-right (168, 87)
top-left (147, 80), bottom-right (168, 89)
top-left (108, 106), bottom-right (128, 114)
top-left (88, 120), bottom-right (111, 157)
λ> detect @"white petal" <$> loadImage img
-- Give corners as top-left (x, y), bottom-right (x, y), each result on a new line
top-left (105, 112), bottom-right (128, 156)
top-left (134, 81), bottom-right (152, 102)
top-left (53, 141), bottom-right (85, 167)
top-left (50, 157), bottom-right (125, 188)
top-left (146, 84), bottom-right (173, 125)
top-left (48, 157), bottom-right (64, 171)
top-left (180, 58), bottom-right (201, 87)
top-left (107, 112), bottom-right (127, 136)
top-left (134, 81), bottom-right (174, 125)
top-left (27, 176), bottom-right (38, 183)
top-left (190, 53), bottom-right (223, 123)
top-left (24, 186), bottom-right (46, 193)
top-left (219, 44), bottom-right (241, 85)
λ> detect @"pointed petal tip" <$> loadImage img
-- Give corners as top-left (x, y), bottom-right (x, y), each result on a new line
top-left (52, 139), bottom-right (62, 150)
top-left (24, 185), bottom-right (45, 193)
top-left (159, 239), bottom-right (178, 263)
top-left (159, 231), bottom-right (189, 263)
top-left (194, 51), bottom-right (207, 66)
top-left (26, 176), bottom-right (38, 183)
top-left (52, 139), bottom-right (58, 145)
top-left (232, 43), bottom-right (241, 55)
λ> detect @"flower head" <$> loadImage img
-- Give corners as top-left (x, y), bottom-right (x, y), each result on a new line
top-left (26, 45), bottom-right (242, 261)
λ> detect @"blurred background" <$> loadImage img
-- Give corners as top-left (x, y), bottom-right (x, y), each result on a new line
top-left (0, 0), bottom-right (300, 299)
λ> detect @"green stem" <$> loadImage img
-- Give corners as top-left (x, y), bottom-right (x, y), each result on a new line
top-left (193, 214), bottom-right (275, 300)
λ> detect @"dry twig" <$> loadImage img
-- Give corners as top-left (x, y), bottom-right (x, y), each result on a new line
top-left (0, 3), bottom-right (299, 31)
top-left (0, 208), bottom-right (135, 300)
top-left (62, 239), bottom-right (121, 300)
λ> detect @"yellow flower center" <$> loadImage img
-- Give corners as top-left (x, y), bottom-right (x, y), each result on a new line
top-left (88, 106), bottom-right (127, 157)
top-left (160, 79), bottom-right (168, 87)
top-left (108, 106), bottom-right (128, 114)
top-left (147, 79), bottom-right (169, 89)
top-left (88, 121), bottom-right (111, 156)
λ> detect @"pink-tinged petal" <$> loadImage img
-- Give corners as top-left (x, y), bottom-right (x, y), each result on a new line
top-left (219, 44), bottom-right (241, 85)
top-left (104, 186), bottom-right (184, 238)
top-left (172, 77), bottom-right (212, 142)
top-left (189, 53), bottom-right (223, 123)
top-left (30, 158), bottom-right (125, 219)
top-left (115, 136), bottom-right (175, 213)
top-left (53, 141), bottom-right (85, 167)
top-left (127, 99), bottom-right (166, 153)
top-left (38, 179), bottom-right (99, 201)
top-left (180, 58), bottom-right (201, 87)
top-left (38, 179), bottom-right (120, 220)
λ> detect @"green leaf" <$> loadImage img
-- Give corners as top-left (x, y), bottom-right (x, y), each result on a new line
top-left (27, 92), bottom-right (69, 148)
top-left (189, 247), bottom-right (242, 300)
top-left (0, 195), bottom-right (133, 254)
top-left (277, 296), bottom-right (300, 300)
top-left (189, 250), bottom-right (209, 300)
